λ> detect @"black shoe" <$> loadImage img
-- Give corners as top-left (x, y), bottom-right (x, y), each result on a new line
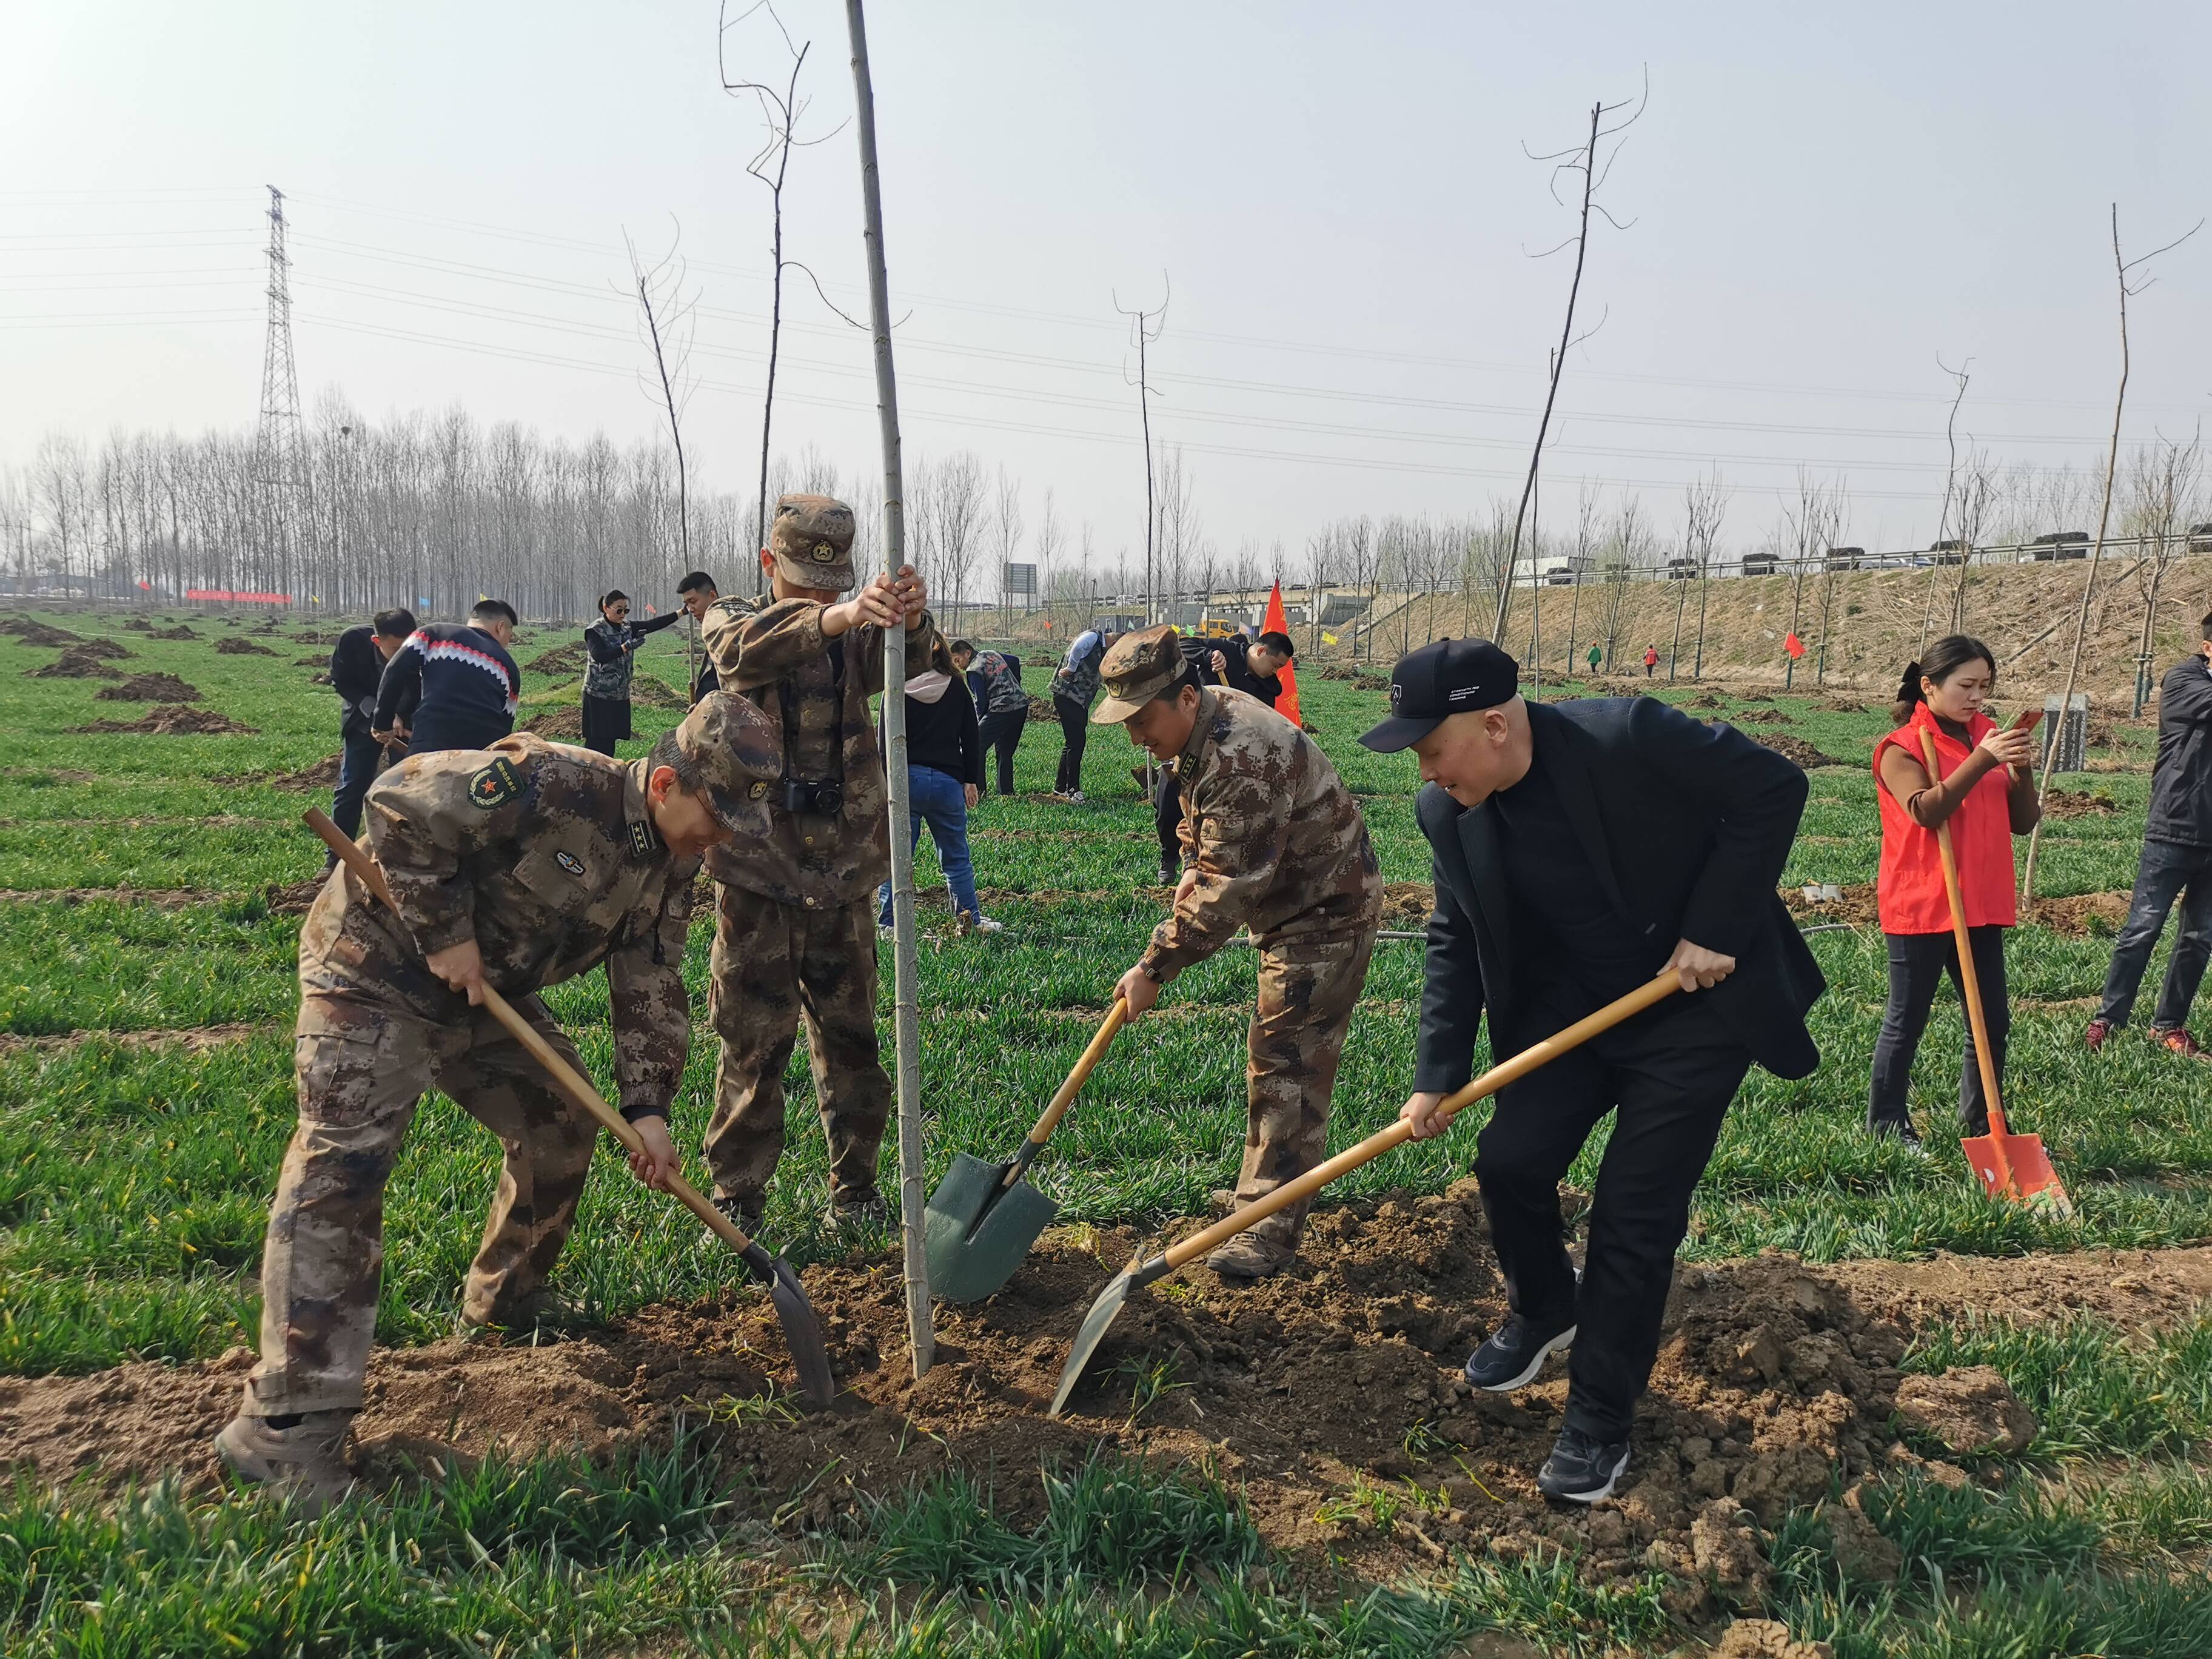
top-left (1874, 1121), bottom-right (1929, 1156)
top-left (1158, 864), bottom-right (1179, 886)
top-left (714, 1195), bottom-right (765, 1238)
top-left (1463, 1313), bottom-right (1576, 1392)
top-left (1537, 1427), bottom-right (1632, 1503)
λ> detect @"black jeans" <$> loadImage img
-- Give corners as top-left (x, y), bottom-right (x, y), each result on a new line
top-left (2096, 839), bottom-right (2212, 1031)
top-left (329, 728), bottom-right (389, 843)
top-left (1474, 995), bottom-right (1751, 1445)
top-left (978, 708), bottom-right (1026, 796)
top-left (1053, 697), bottom-right (1089, 794)
top-left (1155, 770), bottom-right (1183, 873)
top-left (1869, 928), bottom-right (2006, 1137)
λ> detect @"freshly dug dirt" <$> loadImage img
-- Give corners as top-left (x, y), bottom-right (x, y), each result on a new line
top-left (1783, 881), bottom-right (2134, 938)
top-left (1027, 694), bottom-right (1057, 722)
top-left (522, 703), bottom-right (586, 740)
top-left (147, 625), bottom-right (199, 640)
top-left (294, 653), bottom-right (329, 666)
top-left (2040, 788), bottom-right (2118, 820)
top-left (1746, 732), bottom-right (1848, 770)
top-left (631, 675), bottom-right (687, 709)
top-left (24, 646), bottom-right (122, 680)
top-left (1, 619), bottom-right (80, 646)
top-left (1782, 883), bottom-right (1881, 928)
top-left (95, 672), bottom-right (203, 702)
top-left (526, 642), bottom-right (588, 675)
top-left (265, 876), bottom-right (329, 915)
top-left (7, 1208), bottom-right (2208, 1595)
top-left (121, 616), bottom-right (152, 632)
top-left (250, 751), bottom-right (343, 791)
top-left (1734, 708), bottom-right (1794, 726)
top-left (1380, 881), bottom-right (1435, 928)
top-left (214, 637), bottom-right (276, 657)
top-left (68, 704), bottom-right (258, 736)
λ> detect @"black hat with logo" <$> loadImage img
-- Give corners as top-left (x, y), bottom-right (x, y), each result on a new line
top-left (1357, 637), bottom-right (1520, 752)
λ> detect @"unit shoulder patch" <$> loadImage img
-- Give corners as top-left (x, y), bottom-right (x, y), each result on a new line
top-left (468, 756), bottom-right (526, 811)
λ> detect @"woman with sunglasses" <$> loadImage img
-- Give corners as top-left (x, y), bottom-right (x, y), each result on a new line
top-left (581, 588), bottom-right (682, 755)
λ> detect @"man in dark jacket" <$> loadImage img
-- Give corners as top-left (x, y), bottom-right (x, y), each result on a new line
top-left (2086, 616), bottom-right (2212, 1058)
top-left (326, 608), bottom-right (415, 852)
top-left (1361, 638), bottom-right (1822, 1504)
top-left (678, 571), bottom-right (720, 703)
top-left (373, 599), bottom-right (522, 756)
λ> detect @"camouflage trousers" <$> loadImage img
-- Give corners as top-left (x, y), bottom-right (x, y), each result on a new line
top-left (240, 992), bottom-right (598, 1418)
top-left (1235, 927), bottom-right (1377, 1249)
top-left (702, 883), bottom-right (891, 1205)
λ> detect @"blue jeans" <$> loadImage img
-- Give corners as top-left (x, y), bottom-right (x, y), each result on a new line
top-left (2096, 839), bottom-right (2212, 1030)
top-left (877, 765), bottom-right (979, 924)
top-left (329, 728), bottom-right (388, 843)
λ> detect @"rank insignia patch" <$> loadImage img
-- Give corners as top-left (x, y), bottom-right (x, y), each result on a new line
top-left (626, 820), bottom-right (659, 860)
top-left (554, 850), bottom-right (588, 881)
top-left (468, 757), bottom-right (523, 810)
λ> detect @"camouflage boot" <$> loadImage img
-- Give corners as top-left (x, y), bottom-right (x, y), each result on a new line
top-left (213, 1410), bottom-right (357, 1511)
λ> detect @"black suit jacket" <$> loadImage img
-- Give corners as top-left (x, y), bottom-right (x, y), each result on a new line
top-left (1415, 697), bottom-right (1825, 1091)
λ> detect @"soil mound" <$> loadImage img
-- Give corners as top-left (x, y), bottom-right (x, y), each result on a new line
top-left (1, 619), bottom-right (79, 646)
top-left (69, 704), bottom-right (258, 736)
top-left (1735, 708), bottom-right (1793, 726)
top-left (25, 646), bottom-right (122, 680)
top-left (1027, 694), bottom-right (1057, 722)
top-left (1746, 732), bottom-right (1848, 770)
top-left (293, 653), bottom-right (328, 666)
top-left (265, 876), bottom-right (327, 915)
top-left (9, 1203), bottom-right (2207, 1595)
top-left (121, 616), bottom-right (152, 632)
top-left (1380, 881), bottom-right (1434, 928)
top-left (147, 625), bottom-right (198, 640)
top-left (522, 704), bottom-right (586, 740)
top-left (1783, 881), bottom-right (2132, 938)
top-left (96, 672), bottom-right (203, 702)
top-left (214, 637), bottom-right (276, 657)
top-left (526, 642), bottom-right (587, 675)
top-left (2041, 788), bottom-right (2118, 820)
top-left (631, 675), bottom-right (687, 709)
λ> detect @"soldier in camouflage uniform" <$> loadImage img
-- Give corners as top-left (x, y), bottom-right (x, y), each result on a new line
top-left (697, 492), bottom-right (939, 1234)
top-left (1099, 625), bottom-right (1383, 1278)
top-left (213, 694), bottom-right (782, 1507)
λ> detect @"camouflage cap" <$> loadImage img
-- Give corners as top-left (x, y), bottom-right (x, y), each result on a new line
top-left (1091, 623), bottom-right (1190, 724)
top-left (768, 492), bottom-right (857, 592)
top-left (668, 691), bottom-right (782, 831)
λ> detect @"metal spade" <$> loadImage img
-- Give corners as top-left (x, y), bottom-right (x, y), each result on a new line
top-left (1051, 971), bottom-right (1683, 1416)
top-left (925, 998), bottom-right (1127, 1302)
top-left (305, 808), bottom-right (836, 1406)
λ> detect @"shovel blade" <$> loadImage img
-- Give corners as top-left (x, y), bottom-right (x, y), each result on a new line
top-left (749, 1247), bottom-right (836, 1409)
top-left (1050, 1265), bottom-right (1140, 1418)
top-left (1963, 1131), bottom-right (2074, 1218)
top-left (926, 1162), bottom-right (1061, 1304)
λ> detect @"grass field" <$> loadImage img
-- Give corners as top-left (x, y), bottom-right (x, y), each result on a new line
top-left (3, 606), bottom-right (2210, 1657)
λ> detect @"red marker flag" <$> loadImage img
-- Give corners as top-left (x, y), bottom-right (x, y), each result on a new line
top-left (1264, 580), bottom-right (1300, 726)
top-left (1784, 631), bottom-right (1805, 660)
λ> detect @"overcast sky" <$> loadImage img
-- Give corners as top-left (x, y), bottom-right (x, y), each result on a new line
top-left (4, 0), bottom-right (2208, 565)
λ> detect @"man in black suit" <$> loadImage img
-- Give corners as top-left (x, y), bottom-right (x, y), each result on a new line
top-left (325, 608), bottom-right (416, 860)
top-left (1360, 638), bottom-right (1822, 1503)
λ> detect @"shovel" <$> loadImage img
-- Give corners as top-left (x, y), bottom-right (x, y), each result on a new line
top-left (1050, 969), bottom-right (1683, 1416)
top-left (1914, 731), bottom-right (2073, 1216)
top-left (925, 998), bottom-right (1128, 1303)
top-left (304, 808), bottom-right (836, 1406)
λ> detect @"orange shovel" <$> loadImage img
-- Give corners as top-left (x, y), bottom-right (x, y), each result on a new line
top-left (1917, 727), bottom-right (2072, 1216)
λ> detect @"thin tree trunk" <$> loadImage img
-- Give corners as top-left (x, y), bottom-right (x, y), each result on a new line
top-left (843, 0), bottom-right (931, 1376)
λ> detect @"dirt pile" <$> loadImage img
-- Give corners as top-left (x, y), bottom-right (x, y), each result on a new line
top-left (1734, 708), bottom-right (1793, 726)
top-left (1027, 694), bottom-right (1057, 722)
top-left (631, 675), bottom-right (687, 709)
top-left (294, 653), bottom-right (329, 667)
top-left (95, 672), bottom-right (203, 702)
top-left (214, 637), bottom-right (276, 657)
top-left (527, 642), bottom-right (587, 675)
top-left (1380, 881), bottom-right (1435, 928)
top-left (522, 704), bottom-right (586, 740)
top-left (147, 625), bottom-right (199, 640)
top-left (2041, 788), bottom-right (2118, 820)
top-left (68, 704), bottom-right (258, 736)
top-left (121, 615), bottom-right (152, 631)
top-left (25, 645), bottom-right (122, 680)
top-left (265, 876), bottom-right (328, 915)
top-left (1746, 733), bottom-right (1848, 770)
top-left (10, 1199), bottom-right (2201, 1602)
top-left (0, 618), bottom-right (80, 646)
top-left (1783, 880), bottom-right (2133, 938)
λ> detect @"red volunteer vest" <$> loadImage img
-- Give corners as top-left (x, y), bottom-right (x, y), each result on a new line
top-left (1873, 702), bottom-right (2018, 934)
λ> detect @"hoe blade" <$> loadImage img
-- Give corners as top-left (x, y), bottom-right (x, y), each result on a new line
top-left (1962, 1130), bottom-right (2073, 1218)
top-left (1050, 1262), bottom-right (1147, 1418)
top-left (744, 1242), bottom-right (836, 1410)
top-left (925, 1154), bottom-right (1061, 1304)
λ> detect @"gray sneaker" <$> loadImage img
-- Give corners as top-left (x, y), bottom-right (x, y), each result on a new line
top-left (214, 1410), bottom-right (357, 1512)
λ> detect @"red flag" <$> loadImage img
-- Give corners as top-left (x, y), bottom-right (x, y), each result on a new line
top-left (1264, 580), bottom-right (1300, 726)
top-left (1784, 631), bottom-right (1805, 660)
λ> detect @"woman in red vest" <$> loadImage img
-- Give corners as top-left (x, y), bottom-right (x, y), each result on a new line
top-left (1869, 635), bottom-right (2040, 1150)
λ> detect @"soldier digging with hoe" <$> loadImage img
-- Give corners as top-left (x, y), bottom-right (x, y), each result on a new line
top-left (697, 494), bottom-right (939, 1238)
top-left (1099, 625), bottom-right (1382, 1279)
top-left (1363, 639), bottom-right (1822, 1503)
top-left (215, 692), bottom-right (785, 1508)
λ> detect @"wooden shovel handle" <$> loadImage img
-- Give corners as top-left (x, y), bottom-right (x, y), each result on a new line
top-left (1158, 968), bottom-right (1682, 1273)
top-left (1916, 731), bottom-right (2017, 1167)
top-left (1022, 999), bottom-right (1127, 1152)
top-left (303, 808), bottom-right (765, 1256)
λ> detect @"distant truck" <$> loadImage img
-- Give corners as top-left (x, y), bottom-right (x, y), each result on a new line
top-left (1740, 551), bottom-right (1781, 577)
top-left (2029, 531), bottom-right (2090, 561)
top-left (1512, 554), bottom-right (1595, 586)
top-left (1929, 539), bottom-right (1970, 566)
top-left (1823, 546), bottom-right (1868, 572)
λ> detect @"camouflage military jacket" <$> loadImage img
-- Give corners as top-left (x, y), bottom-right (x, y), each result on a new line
top-left (298, 734), bottom-right (701, 1116)
top-left (1141, 688), bottom-right (1382, 982)
top-left (697, 593), bottom-right (940, 908)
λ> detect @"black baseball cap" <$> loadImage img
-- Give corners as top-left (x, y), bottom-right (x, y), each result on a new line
top-left (1358, 637), bottom-right (1521, 752)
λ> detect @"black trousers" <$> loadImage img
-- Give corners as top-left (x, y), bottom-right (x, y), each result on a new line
top-left (1053, 696), bottom-right (1089, 794)
top-left (329, 728), bottom-right (389, 843)
top-left (1869, 927), bottom-right (2006, 1137)
top-left (1475, 994), bottom-right (1751, 1444)
top-left (978, 708), bottom-right (1026, 796)
top-left (2096, 838), bottom-right (2212, 1031)
top-left (1155, 770), bottom-right (1183, 871)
